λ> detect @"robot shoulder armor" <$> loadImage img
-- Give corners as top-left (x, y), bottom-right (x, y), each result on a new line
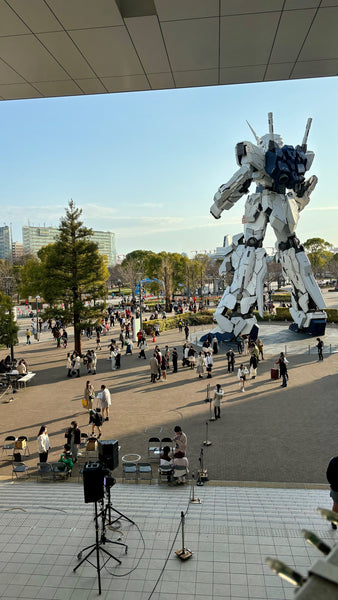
top-left (236, 141), bottom-right (265, 171)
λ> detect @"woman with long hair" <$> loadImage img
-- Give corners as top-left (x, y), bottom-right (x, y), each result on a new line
top-left (37, 426), bottom-right (50, 462)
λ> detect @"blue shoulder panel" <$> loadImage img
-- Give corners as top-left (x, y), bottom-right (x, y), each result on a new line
top-left (265, 145), bottom-right (307, 193)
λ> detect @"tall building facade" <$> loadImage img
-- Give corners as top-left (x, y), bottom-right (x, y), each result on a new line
top-left (12, 242), bottom-right (24, 261)
top-left (0, 225), bottom-right (13, 260)
top-left (22, 226), bottom-right (116, 266)
top-left (91, 230), bottom-right (116, 267)
top-left (22, 226), bottom-right (58, 255)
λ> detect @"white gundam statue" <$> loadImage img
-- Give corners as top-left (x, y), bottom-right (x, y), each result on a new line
top-left (210, 113), bottom-right (326, 339)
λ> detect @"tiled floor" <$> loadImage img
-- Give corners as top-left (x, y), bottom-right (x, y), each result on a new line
top-left (0, 481), bottom-right (336, 599)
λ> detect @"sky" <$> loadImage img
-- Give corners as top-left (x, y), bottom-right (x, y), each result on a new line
top-left (1, 75), bottom-right (338, 259)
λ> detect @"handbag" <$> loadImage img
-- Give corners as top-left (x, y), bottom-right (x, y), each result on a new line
top-left (82, 398), bottom-right (88, 408)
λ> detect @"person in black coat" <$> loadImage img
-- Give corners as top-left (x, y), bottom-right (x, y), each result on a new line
top-left (172, 348), bottom-right (178, 373)
top-left (65, 421), bottom-right (81, 462)
top-left (226, 348), bottom-right (235, 373)
top-left (327, 456), bottom-right (338, 529)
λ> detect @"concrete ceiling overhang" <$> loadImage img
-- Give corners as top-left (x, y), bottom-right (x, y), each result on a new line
top-left (0, 0), bottom-right (337, 101)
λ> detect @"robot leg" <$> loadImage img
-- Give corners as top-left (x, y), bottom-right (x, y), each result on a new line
top-left (214, 245), bottom-right (267, 337)
top-left (279, 241), bottom-right (326, 333)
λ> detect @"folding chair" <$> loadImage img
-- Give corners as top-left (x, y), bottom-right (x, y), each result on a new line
top-left (158, 464), bottom-right (173, 484)
top-left (52, 462), bottom-right (71, 481)
top-left (147, 437), bottom-right (161, 460)
top-left (122, 462), bottom-right (138, 483)
top-left (172, 465), bottom-right (188, 485)
top-left (2, 436), bottom-right (16, 457)
top-left (36, 462), bottom-right (54, 482)
top-left (12, 462), bottom-right (29, 480)
top-left (137, 462), bottom-right (152, 484)
top-left (160, 437), bottom-right (174, 453)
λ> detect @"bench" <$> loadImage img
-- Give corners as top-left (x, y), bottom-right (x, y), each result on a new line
top-left (17, 372), bottom-right (36, 388)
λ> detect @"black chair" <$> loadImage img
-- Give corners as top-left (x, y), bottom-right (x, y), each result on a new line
top-left (147, 437), bottom-right (161, 460)
top-left (137, 462), bottom-right (152, 484)
top-left (36, 462), bottom-right (54, 482)
top-left (12, 462), bottom-right (29, 480)
top-left (2, 436), bottom-right (16, 457)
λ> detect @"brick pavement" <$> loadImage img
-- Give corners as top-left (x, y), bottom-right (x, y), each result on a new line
top-left (0, 324), bottom-right (337, 484)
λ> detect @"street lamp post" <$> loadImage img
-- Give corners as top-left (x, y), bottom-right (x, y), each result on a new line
top-left (4, 276), bottom-right (15, 361)
top-left (36, 296), bottom-right (40, 341)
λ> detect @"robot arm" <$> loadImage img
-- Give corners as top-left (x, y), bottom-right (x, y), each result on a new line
top-left (210, 163), bottom-right (253, 219)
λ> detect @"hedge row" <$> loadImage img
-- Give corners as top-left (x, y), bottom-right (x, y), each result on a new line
top-left (142, 310), bottom-right (215, 334)
top-left (271, 293), bottom-right (291, 302)
top-left (142, 306), bottom-right (338, 335)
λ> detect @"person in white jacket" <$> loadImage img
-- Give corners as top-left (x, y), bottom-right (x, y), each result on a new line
top-left (100, 384), bottom-right (111, 421)
top-left (237, 364), bottom-right (249, 392)
top-left (37, 426), bottom-right (50, 462)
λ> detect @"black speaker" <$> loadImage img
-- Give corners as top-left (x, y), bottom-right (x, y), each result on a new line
top-left (83, 462), bottom-right (104, 503)
top-left (98, 439), bottom-right (119, 471)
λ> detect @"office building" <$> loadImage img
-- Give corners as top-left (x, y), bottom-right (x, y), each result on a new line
top-left (22, 226), bottom-right (116, 266)
top-left (0, 226), bottom-right (12, 261)
top-left (12, 242), bottom-right (24, 261)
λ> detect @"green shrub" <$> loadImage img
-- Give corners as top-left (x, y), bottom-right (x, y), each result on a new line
top-left (275, 307), bottom-right (293, 321)
top-left (271, 293), bottom-right (291, 302)
top-left (326, 308), bottom-right (338, 323)
top-left (142, 311), bottom-right (215, 335)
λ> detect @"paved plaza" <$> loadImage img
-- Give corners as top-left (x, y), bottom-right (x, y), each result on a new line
top-left (0, 314), bottom-right (338, 599)
top-left (0, 479), bottom-right (336, 600)
top-left (0, 316), bottom-right (337, 484)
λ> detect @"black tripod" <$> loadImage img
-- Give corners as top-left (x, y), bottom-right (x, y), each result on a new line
top-left (73, 498), bottom-right (128, 595)
top-left (104, 483), bottom-right (135, 527)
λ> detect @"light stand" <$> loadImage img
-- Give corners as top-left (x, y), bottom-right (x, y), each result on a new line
top-left (175, 511), bottom-right (193, 560)
top-left (197, 447), bottom-right (208, 485)
top-left (190, 474), bottom-right (201, 504)
top-left (74, 499), bottom-right (127, 595)
top-left (203, 421), bottom-right (212, 446)
top-left (104, 477), bottom-right (135, 527)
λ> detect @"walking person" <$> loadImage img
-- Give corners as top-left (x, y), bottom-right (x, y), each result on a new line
top-left (172, 348), bottom-right (178, 373)
top-left (316, 337), bottom-right (324, 361)
top-left (184, 323), bottom-right (189, 341)
top-left (161, 354), bottom-right (167, 381)
top-left (249, 352), bottom-right (258, 379)
top-left (327, 455), bottom-right (338, 529)
top-left (226, 348), bottom-right (235, 373)
top-left (257, 339), bottom-right (264, 360)
top-left (91, 350), bottom-right (97, 375)
top-left (37, 426), bottom-right (50, 462)
top-left (89, 408), bottom-right (103, 438)
top-left (237, 334), bottom-right (243, 355)
top-left (205, 352), bottom-right (213, 378)
top-left (237, 363), bottom-right (249, 392)
top-left (196, 352), bottom-right (206, 379)
top-left (213, 384), bottom-right (224, 419)
top-left (277, 354), bottom-right (288, 388)
top-left (65, 421), bottom-right (81, 462)
top-left (84, 380), bottom-right (95, 411)
top-left (243, 336), bottom-right (249, 356)
top-left (74, 353), bottom-right (81, 377)
top-left (212, 336), bottom-right (219, 355)
top-left (188, 345), bottom-right (196, 369)
top-left (139, 339), bottom-right (147, 359)
top-left (150, 354), bottom-right (158, 383)
top-left (66, 352), bottom-right (72, 377)
top-left (99, 384), bottom-right (111, 421)
top-left (26, 329), bottom-right (31, 344)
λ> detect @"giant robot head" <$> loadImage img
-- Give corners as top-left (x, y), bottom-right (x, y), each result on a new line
top-left (247, 112), bottom-right (283, 151)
